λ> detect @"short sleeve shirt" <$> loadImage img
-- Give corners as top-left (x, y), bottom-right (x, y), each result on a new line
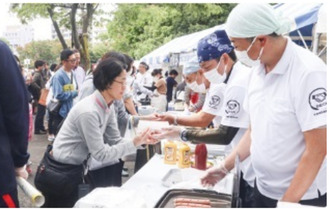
top-left (221, 62), bottom-right (254, 186)
top-left (202, 83), bottom-right (225, 117)
top-left (155, 78), bottom-right (167, 95)
top-left (247, 38), bottom-right (327, 200)
top-left (221, 62), bottom-right (251, 130)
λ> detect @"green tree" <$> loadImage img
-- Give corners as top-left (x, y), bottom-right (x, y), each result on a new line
top-left (16, 40), bottom-right (63, 66)
top-left (11, 3), bottom-right (101, 70)
top-left (90, 41), bottom-right (110, 63)
top-left (106, 3), bottom-right (236, 59)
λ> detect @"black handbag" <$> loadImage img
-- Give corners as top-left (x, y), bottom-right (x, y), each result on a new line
top-left (34, 145), bottom-right (84, 197)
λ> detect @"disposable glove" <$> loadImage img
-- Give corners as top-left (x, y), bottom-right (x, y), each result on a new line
top-left (200, 162), bottom-right (229, 187)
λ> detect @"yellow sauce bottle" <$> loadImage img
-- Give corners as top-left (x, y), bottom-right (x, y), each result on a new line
top-left (164, 141), bottom-right (177, 164)
top-left (177, 143), bottom-right (191, 168)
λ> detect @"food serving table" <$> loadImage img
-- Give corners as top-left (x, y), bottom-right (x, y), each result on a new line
top-left (122, 154), bottom-right (234, 207)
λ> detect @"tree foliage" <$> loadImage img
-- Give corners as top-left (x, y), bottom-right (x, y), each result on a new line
top-left (10, 4), bottom-right (50, 23)
top-left (11, 3), bottom-right (101, 70)
top-left (107, 3), bottom-right (236, 59)
top-left (16, 40), bottom-right (63, 66)
top-left (90, 42), bottom-right (110, 63)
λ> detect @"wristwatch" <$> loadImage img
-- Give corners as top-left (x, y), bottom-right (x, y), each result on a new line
top-left (180, 129), bottom-right (188, 142)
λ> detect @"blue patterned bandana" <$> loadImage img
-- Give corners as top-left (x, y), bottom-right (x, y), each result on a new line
top-left (197, 30), bottom-right (234, 63)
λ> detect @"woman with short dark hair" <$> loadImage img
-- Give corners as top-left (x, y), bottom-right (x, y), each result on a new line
top-left (39, 58), bottom-right (159, 207)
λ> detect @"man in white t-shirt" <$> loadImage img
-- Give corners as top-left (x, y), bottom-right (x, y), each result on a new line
top-left (155, 30), bottom-right (255, 207)
top-left (201, 4), bottom-right (326, 207)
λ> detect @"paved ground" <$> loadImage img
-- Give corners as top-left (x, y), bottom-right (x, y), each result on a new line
top-left (18, 132), bottom-right (135, 208)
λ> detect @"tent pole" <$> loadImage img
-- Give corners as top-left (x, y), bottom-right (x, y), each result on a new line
top-left (313, 33), bottom-right (321, 54)
top-left (318, 46), bottom-right (327, 57)
top-left (297, 30), bottom-right (309, 50)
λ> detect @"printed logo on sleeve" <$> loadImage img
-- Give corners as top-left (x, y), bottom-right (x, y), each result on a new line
top-left (225, 100), bottom-right (240, 118)
top-left (208, 95), bottom-right (221, 109)
top-left (309, 88), bottom-right (327, 115)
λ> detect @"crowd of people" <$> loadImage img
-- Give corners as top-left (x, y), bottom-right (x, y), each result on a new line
top-left (0, 3), bottom-right (326, 208)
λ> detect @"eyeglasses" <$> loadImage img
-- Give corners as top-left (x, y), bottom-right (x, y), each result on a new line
top-left (113, 80), bottom-right (127, 86)
top-left (67, 59), bottom-right (77, 63)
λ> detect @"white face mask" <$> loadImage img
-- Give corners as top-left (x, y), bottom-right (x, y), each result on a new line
top-left (203, 61), bottom-right (226, 84)
top-left (235, 37), bottom-right (264, 68)
top-left (187, 81), bottom-right (206, 93)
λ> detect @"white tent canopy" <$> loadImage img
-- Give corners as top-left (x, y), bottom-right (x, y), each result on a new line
top-left (274, 3), bottom-right (323, 32)
top-left (141, 24), bottom-right (225, 68)
top-left (274, 3), bottom-right (325, 54)
top-left (141, 3), bottom-right (325, 68)
top-left (315, 3), bottom-right (327, 34)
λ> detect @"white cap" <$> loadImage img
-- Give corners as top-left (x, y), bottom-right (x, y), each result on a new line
top-left (183, 57), bottom-right (200, 75)
top-left (226, 3), bottom-right (293, 38)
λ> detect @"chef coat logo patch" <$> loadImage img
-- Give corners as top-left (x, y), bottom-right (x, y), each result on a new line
top-left (309, 88), bottom-right (327, 111)
top-left (209, 95), bottom-right (221, 109)
top-left (225, 100), bottom-right (240, 115)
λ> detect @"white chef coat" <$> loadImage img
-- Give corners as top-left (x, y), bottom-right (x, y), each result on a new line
top-left (135, 72), bottom-right (153, 100)
top-left (202, 83), bottom-right (225, 127)
top-left (220, 62), bottom-right (255, 187)
top-left (246, 38), bottom-right (327, 200)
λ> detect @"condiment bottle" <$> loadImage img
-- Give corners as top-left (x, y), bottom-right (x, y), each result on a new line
top-left (195, 143), bottom-right (207, 170)
top-left (164, 141), bottom-right (177, 164)
top-left (177, 143), bottom-right (191, 168)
